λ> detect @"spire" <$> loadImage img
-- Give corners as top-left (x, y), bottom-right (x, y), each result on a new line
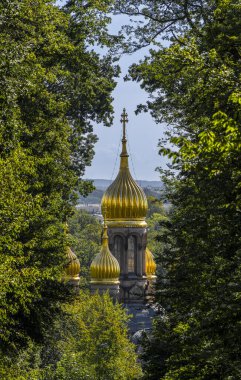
top-left (90, 205), bottom-right (120, 284)
top-left (120, 108), bottom-right (129, 168)
top-left (101, 109), bottom-right (148, 227)
top-left (63, 222), bottom-right (80, 287)
top-left (121, 108), bottom-right (128, 140)
top-left (102, 207), bottom-right (109, 248)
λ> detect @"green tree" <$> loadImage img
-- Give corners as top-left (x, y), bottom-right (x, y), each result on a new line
top-left (146, 196), bottom-right (169, 265)
top-left (51, 292), bottom-right (142, 380)
top-left (147, 196), bottom-right (165, 217)
top-left (113, 1), bottom-right (241, 378)
top-left (0, 0), bottom-right (117, 351)
top-left (0, 292), bottom-right (142, 380)
top-left (68, 209), bottom-right (102, 284)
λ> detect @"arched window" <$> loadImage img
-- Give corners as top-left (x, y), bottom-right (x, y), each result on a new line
top-left (113, 236), bottom-right (122, 264)
top-left (127, 235), bottom-right (136, 273)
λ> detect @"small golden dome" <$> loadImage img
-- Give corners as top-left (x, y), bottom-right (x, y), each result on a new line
top-left (90, 223), bottom-right (120, 284)
top-left (145, 247), bottom-right (156, 278)
top-left (65, 247), bottom-right (80, 281)
top-left (101, 109), bottom-right (148, 228)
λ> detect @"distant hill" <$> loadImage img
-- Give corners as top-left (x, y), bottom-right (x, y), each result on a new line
top-left (79, 179), bottom-right (163, 204)
top-left (90, 179), bottom-right (163, 190)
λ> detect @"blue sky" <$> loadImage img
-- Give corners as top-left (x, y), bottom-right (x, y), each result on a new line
top-left (84, 15), bottom-right (167, 181)
top-left (84, 61), bottom-right (166, 181)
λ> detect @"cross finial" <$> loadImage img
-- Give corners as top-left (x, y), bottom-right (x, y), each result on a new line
top-left (120, 108), bottom-right (128, 140)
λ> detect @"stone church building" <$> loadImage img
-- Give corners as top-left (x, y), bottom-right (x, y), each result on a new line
top-left (90, 109), bottom-right (156, 303)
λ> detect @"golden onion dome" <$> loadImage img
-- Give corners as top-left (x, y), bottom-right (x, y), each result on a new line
top-left (101, 109), bottom-right (148, 228)
top-left (145, 247), bottom-right (157, 278)
top-left (90, 223), bottom-right (120, 284)
top-left (65, 247), bottom-right (81, 281)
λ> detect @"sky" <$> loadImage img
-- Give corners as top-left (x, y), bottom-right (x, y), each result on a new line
top-left (84, 55), bottom-right (166, 182)
top-left (84, 15), bottom-right (167, 182)
top-left (56, 1), bottom-right (167, 181)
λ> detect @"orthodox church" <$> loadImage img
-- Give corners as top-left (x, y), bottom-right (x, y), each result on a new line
top-left (64, 109), bottom-right (156, 306)
top-left (90, 109), bottom-right (156, 303)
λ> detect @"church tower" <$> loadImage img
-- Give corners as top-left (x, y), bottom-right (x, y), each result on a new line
top-left (90, 216), bottom-right (120, 300)
top-left (101, 109), bottom-right (156, 303)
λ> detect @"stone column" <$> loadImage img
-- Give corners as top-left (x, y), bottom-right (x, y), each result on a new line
top-left (90, 282), bottom-right (120, 302)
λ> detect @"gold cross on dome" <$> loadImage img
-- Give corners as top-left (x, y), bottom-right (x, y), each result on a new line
top-left (120, 108), bottom-right (128, 139)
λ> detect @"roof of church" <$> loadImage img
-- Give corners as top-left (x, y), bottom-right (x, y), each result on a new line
top-left (90, 220), bottom-right (120, 284)
top-left (101, 109), bottom-right (148, 228)
top-left (65, 246), bottom-right (80, 280)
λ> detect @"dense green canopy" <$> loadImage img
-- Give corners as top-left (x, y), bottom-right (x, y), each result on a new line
top-left (0, 292), bottom-right (142, 380)
top-left (113, 0), bottom-right (241, 378)
top-left (0, 0), bottom-right (117, 349)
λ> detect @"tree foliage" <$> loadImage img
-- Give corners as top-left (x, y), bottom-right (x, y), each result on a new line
top-left (0, 0), bottom-right (117, 351)
top-left (113, 0), bottom-right (241, 378)
top-left (68, 209), bottom-right (102, 284)
top-left (51, 292), bottom-right (142, 380)
top-left (0, 292), bottom-right (142, 380)
top-left (146, 196), bottom-right (169, 263)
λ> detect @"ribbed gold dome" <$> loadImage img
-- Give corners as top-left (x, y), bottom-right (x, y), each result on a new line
top-left (101, 109), bottom-right (148, 228)
top-left (145, 247), bottom-right (156, 278)
top-left (65, 247), bottom-right (80, 281)
top-left (90, 223), bottom-right (120, 284)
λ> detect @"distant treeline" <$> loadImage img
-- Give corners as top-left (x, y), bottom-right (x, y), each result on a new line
top-left (88, 178), bottom-right (163, 190)
top-left (79, 186), bottom-right (162, 204)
